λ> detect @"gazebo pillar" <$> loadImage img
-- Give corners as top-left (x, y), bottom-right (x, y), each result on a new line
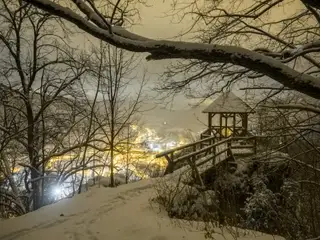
top-left (241, 113), bottom-right (248, 135)
top-left (208, 113), bottom-right (212, 133)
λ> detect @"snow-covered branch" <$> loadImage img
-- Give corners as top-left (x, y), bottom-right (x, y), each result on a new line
top-left (281, 41), bottom-right (320, 59)
top-left (24, 0), bottom-right (320, 99)
top-left (71, 0), bottom-right (111, 32)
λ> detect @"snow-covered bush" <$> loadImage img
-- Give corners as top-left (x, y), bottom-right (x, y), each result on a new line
top-left (153, 177), bottom-right (218, 221)
top-left (154, 152), bottom-right (314, 240)
top-left (243, 176), bottom-right (306, 240)
top-left (243, 175), bottom-right (279, 231)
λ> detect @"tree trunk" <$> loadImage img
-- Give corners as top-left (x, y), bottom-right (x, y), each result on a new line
top-left (125, 124), bottom-right (130, 184)
top-left (110, 139), bottom-right (115, 187)
top-left (31, 167), bottom-right (41, 210)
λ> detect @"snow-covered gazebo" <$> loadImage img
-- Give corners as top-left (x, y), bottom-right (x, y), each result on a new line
top-left (201, 92), bottom-right (254, 139)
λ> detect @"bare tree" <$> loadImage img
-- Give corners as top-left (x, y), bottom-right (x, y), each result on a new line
top-left (0, 1), bottom-right (95, 211)
top-left (0, 87), bottom-right (27, 217)
top-left (89, 42), bottom-right (147, 187)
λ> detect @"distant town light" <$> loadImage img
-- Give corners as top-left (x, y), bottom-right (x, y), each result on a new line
top-left (131, 124), bottom-right (138, 131)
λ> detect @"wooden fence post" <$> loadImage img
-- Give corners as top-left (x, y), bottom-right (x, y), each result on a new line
top-left (212, 138), bottom-right (216, 165)
top-left (227, 140), bottom-right (232, 157)
top-left (163, 152), bottom-right (175, 175)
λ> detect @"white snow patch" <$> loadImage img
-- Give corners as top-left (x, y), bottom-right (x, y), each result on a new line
top-left (0, 177), bottom-right (283, 240)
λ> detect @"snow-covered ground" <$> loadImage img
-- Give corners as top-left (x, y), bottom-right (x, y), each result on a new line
top-left (0, 178), bottom-right (284, 240)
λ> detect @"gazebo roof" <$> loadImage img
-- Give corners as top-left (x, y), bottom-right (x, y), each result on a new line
top-left (202, 92), bottom-right (254, 113)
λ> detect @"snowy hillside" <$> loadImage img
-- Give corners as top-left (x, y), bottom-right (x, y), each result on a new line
top-left (0, 178), bottom-right (284, 240)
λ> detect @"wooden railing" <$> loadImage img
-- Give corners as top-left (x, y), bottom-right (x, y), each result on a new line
top-left (156, 136), bottom-right (257, 175)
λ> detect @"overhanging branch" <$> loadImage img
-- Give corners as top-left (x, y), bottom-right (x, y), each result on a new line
top-left (25, 0), bottom-right (320, 99)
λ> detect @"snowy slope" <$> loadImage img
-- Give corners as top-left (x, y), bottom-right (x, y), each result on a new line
top-left (0, 178), bottom-right (284, 240)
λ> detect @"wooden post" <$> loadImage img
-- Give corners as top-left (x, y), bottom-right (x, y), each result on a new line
top-left (187, 143), bottom-right (204, 187)
top-left (242, 113), bottom-right (248, 135)
top-left (192, 144), bottom-right (197, 161)
top-left (190, 144), bottom-right (197, 181)
top-left (224, 114), bottom-right (227, 137)
top-left (163, 152), bottom-right (174, 175)
top-left (232, 113), bottom-right (236, 137)
top-left (219, 114), bottom-right (223, 139)
top-left (208, 113), bottom-right (212, 135)
top-left (212, 138), bottom-right (216, 165)
top-left (227, 140), bottom-right (232, 157)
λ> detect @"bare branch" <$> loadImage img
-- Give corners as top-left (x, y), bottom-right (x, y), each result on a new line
top-left (263, 104), bottom-right (320, 114)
